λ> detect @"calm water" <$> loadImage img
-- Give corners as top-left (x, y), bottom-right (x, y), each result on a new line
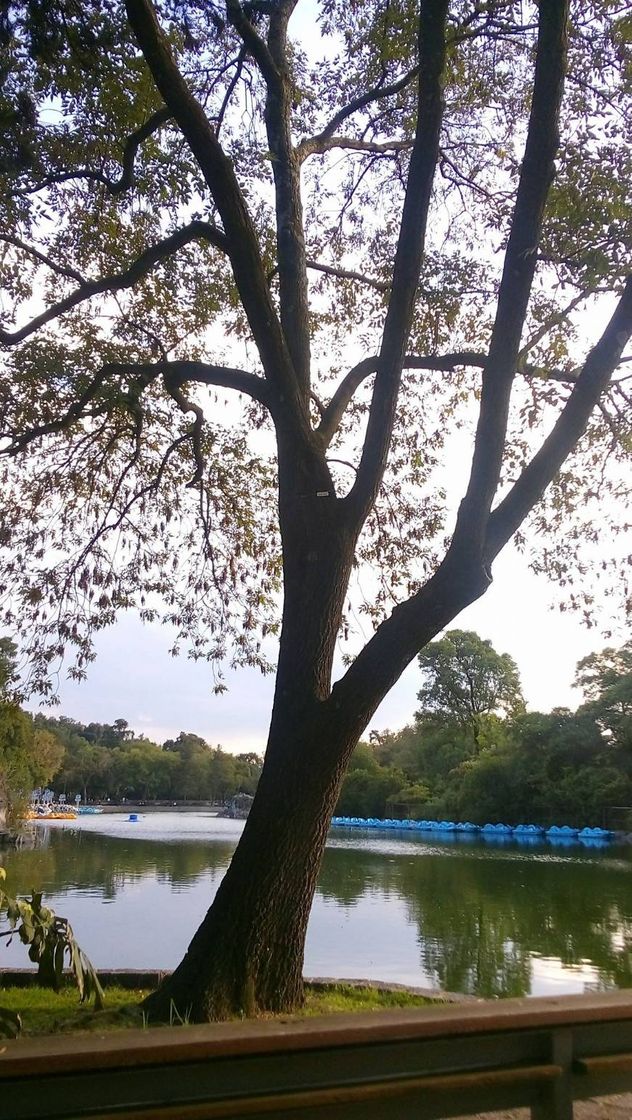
top-left (2, 813), bottom-right (632, 999)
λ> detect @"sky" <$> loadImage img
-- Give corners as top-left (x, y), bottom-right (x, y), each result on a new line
top-left (29, 536), bottom-right (628, 753)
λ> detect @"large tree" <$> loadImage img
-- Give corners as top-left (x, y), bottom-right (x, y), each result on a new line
top-left (416, 628), bottom-right (525, 746)
top-left (575, 640), bottom-right (632, 750)
top-left (0, 0), bottom-right (630, 1019)
top-left (0, 637), bottom-right (64, 822)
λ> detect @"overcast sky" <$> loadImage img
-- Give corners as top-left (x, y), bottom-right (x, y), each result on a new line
top-left (29, 535), bottom-right (628, 753)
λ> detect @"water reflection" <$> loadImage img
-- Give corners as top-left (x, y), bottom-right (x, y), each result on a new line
top-left (319, 835), bottom-right (632, 996)
top-left (2, 816), bottom-right (632, 997)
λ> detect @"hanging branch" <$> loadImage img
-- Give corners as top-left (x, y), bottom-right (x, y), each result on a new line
top-left (0, 222), bottom-right (228, 346)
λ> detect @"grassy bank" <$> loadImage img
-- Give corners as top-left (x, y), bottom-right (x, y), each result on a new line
top-left (0, 983), bottom-right (437, 1038)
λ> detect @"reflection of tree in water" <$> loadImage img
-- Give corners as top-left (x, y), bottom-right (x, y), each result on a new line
top-left (319, 842), bottom-right (632, 997)
top-left (318, 848), bottom-right (387, 907)
top-left (3, 828), bottom-right (236, 902)
top-left (6, 833), bottom-right (632, 997)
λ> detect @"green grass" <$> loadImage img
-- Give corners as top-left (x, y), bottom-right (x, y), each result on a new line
top-left (0, 983), bottom-right (436, 1038)
top-left (0, 986), bottom-right (149, 1036)
top-left (302, 984), bottom-right (435, 1015)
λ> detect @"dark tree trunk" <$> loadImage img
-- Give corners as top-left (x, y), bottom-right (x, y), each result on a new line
top-left (143, 706), bottom-right (355, 1021)
top-left (144, 517), bottom-right (358, 1022)
top-left (143, 530), bottom-right (491, 1022)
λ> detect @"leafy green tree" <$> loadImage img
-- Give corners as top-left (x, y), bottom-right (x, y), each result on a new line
top-left (163, 732), bottom-right (208, 755)
top-left (336, 744), bottom-right (405, 819)
top-left (109, 740), bottom-right (179, 799)
top-left (576, 640), bottom-right (632, 750)
top-left (163, 731), bottom-right (218, 799)
top-left (0, 1), bottom-right (630, 1019)
top-left (82, 720), bottom-right (133, 748)
top-left (207, 750), bottom-right (237, 802)
top-left (0, 706), bottom-right (64, 823)
top-left (233, 752), bottom-right (263, 796)
top-left (385, 781), bottom-right (432, 820)
top-left (52, 734), bottom-right (105, 802)
top-left (0, 638), bottom-right (18, 698)
top-left (451, 706), bottom-right (632, 827)
top-left (417, 630), bottom-right (525, 748)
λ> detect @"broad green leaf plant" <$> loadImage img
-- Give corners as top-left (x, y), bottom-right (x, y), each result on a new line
top-left (0, 865), bottom-right (104, 1038)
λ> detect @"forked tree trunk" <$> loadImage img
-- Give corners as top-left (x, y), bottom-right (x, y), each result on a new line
top-left (142, 529), bottom-right (492, 1021)
top-left (144, 537), bottom-right (493, 1021)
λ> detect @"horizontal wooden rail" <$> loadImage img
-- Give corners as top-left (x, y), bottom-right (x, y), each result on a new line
top-left (3, 991), bottom-right (632, 1119)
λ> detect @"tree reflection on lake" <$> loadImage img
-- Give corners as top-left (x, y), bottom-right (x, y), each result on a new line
top-left (3, 816), bottom-right (632, 996)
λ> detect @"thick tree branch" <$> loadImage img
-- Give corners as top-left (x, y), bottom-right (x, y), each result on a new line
top-left (0, 223), bottom-right (227, 347)
top-left (1, 359), bottom-right (272, 456)
top-left (451, 0), bottom-right (569, 555)
top-left (124, 0), bottom-right (309, 432)
top-left (226, 0), bottom-right (311, 392)
top-left (297, 67), bottom-right (419, 162)
top-left (265, 0), bottom-right (311, 393)
top-left (327, 556), bottom-right (491, 741)
top-left (105, 360), bottom-right (273, 409)
top-left (486, 277), bottom-right (632, 559)
top-left (215, 49), bottom-right (247, 135)
top-left (316, 351), bottom-right (581, 448)
top-left (345, 0), bottom-right (450, 519)
top-left (0, 234), bottom-right (84, 284)
top-left (226, 0), bottom-right (279, 85)
top-left (12, 107), bottom-right (171, 197)
top-left (299, 136), bottom-right (412, 159)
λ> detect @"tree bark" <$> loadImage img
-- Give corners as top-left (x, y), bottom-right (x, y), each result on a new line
top-left (143, 698), bottom-right (354, 1021)
top-left (143, 535), bottom-right (491, 1021)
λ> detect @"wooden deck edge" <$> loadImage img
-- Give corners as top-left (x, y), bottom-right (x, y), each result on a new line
top-left (3, 991), bottom-right (632, 1077)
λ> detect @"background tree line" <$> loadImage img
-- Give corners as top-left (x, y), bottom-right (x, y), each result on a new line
top-left (34, 718), bottom-right (263, 805)
top-left (1, 635), bottom-right (262, 811)
top-left (4, 629), bottom-right (630, 827)
top-left (4, 629), bottom-right (631, 826)
top-left (336, 632), bottom-right (632, 829)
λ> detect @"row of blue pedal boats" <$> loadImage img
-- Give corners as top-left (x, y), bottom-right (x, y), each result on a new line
top-left (330, 817), bottom-right (613, 845)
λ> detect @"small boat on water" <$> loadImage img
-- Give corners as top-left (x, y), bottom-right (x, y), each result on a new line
top-left (77, 806), bottom-right (104, 815)
top-left (26, 806), bottom-right (78, 821)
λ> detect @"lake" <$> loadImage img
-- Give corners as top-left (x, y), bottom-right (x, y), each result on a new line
top-left (2, 813), bottom-right (632, 999)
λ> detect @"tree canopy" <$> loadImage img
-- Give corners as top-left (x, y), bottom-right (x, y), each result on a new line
top-left (416, 629), bottom-right (525, 745)
top-left (34, 714), bottom-right (264, 802)
top-left (0, 0), bottom-right (630, 691)
top-left (366, 637), bottom-right (632, 828)
top-left (0, 0), bottom-right (630, 1020)
top-left (575, 640), bottom-right (632, 749)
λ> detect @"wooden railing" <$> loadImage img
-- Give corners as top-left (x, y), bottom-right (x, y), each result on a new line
top-left (3, 991), bottom-right (632, 1119)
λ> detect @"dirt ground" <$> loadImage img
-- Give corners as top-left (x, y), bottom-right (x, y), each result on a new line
top-left (459, 1097), bottom-right (632, 1119)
